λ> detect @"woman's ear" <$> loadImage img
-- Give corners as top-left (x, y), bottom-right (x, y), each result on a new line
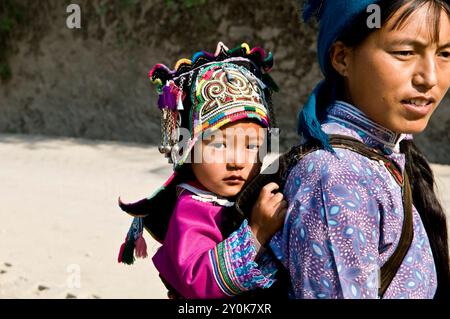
top-left (330, 41), bottom-right (351, 77)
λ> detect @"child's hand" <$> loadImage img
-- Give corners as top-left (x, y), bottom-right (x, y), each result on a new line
top-left (249, 182), bottom-right (288, 246)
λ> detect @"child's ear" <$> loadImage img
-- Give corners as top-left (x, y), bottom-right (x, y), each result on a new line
top-left (330, 41), bottom-right (351, 77)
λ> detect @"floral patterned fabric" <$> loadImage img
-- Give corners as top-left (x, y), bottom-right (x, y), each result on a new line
top-left (270, 100), bottom-right (437, 299)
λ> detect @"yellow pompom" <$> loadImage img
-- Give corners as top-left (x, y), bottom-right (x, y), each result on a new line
top-left (152, 78), bottom-right (163, 86)
top-left (241, 43), bottom-right (251, 54)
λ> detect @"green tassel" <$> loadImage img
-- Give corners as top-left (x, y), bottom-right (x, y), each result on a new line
top-left (121, 237), bottom-right (136, 265)
top-left (263, 51), bottom-right (273, 64)
top-left (227, 45), bottom-right (245, 56)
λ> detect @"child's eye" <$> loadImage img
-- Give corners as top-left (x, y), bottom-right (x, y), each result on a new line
top-left (247, 144), bottom-right (260, 150)
top-left (209, 142), bottom-right (226, 149)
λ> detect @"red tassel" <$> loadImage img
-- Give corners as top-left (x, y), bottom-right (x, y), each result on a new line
top-left (134, 233), bottom-right (148, 259)
top-left (117, 237), bottom-right (127, 263)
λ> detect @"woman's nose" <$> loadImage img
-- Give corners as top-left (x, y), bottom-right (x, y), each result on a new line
top-left (412, 55), bottom-right (438, 90)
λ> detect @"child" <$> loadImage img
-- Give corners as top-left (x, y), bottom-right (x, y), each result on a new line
top-left (118, 42), bottom-right (286, 299)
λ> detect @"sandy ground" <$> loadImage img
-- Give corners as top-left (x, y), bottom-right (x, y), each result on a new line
top-left (0, 133), bottom-right (449, 299)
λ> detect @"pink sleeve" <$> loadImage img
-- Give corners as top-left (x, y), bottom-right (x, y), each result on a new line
top-left (152, 193), bottom-right (277, 299)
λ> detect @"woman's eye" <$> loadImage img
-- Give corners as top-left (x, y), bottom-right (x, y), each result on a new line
top-left (438, 51), bottom-right (450, 58)
top-left (393, 51), bottom-right (414, 57)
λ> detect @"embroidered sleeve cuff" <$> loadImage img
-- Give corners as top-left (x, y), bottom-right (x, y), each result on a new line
top-left (208, 219), bottom-right (278, 296)
top-left (250, 229), bottom-right (267, 261)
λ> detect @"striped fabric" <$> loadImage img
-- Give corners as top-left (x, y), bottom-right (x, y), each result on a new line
top-left (209, 219), bottom-right (277, 296)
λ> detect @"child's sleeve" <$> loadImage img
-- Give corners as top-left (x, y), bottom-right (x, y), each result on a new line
top-left (152, 194), bottom-right (278, 299)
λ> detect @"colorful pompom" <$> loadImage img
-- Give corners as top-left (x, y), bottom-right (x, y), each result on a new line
top-left (118, 235), bottom-right (136, 265)
top-left (134, 233), bottom-right (148, 259)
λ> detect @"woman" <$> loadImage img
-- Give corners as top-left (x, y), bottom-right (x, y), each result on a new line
top-left (270, 0), bottom-right (450, 299)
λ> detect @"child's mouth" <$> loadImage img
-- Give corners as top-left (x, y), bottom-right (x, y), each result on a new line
top-left (223, 176), bottom-right (245, 184)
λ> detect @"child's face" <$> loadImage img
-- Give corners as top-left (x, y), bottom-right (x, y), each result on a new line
top-left (191, 120), bottom-right (266, 198)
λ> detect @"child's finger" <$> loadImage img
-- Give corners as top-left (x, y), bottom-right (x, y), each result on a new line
top-left (269, 192), bottom-right (284, 206)
top-left (278, 200), bottom-right (288, 209)
top-left (260, 182), bottom-right (280, 199)
top-left (271, 198), bottom-right (287, 213)
top-left (272, 208), bottom-right (287, 229)
top-left (276, 207), bottom-right (288, 219)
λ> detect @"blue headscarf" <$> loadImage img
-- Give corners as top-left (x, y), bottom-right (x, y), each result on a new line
top-left (298, 0), bottom-right (381, 151)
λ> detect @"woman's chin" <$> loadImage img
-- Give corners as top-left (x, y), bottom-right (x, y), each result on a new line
top-left (382, 114), bottom-right (432, 135)
top-left (394, 119), bottom-right (431, 135)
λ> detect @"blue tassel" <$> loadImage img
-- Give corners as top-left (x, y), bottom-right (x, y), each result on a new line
top-left (297, 80), bottom-right (334, 153)
top-left (117, 217), bottom-right (143, 265)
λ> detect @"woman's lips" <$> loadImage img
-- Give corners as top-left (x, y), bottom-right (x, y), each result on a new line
top-left (401, 100), bottom-right (433, 117)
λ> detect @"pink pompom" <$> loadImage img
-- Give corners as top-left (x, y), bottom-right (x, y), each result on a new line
top-left (134, 233), bottom-right (148, 259)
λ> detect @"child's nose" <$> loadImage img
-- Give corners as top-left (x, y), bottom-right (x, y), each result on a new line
top-left (226, 147), bottom-right (246, 168)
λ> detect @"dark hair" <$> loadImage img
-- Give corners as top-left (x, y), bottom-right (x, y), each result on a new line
top-left (400, 140), bottom-right (450, 299)
top-left (338, 0), bottom-right (450, 47)
top-left (328, 0), bottom-right (450, 299)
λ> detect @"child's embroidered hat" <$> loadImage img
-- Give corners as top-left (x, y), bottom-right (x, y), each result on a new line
top-left (117, 42), bottom-right (278, 265)
top-left (149, 42), bottom-right (277, 169)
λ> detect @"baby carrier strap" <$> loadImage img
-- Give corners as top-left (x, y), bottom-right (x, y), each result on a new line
top-left (234, 134), bottom-right (413, 299)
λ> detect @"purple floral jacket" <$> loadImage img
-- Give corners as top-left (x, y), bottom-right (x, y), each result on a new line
top-left (270, 101), bottom-right (437, 299)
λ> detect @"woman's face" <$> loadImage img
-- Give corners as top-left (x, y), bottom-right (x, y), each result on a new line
top-left (338, 3), bottom-right (450, 134)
